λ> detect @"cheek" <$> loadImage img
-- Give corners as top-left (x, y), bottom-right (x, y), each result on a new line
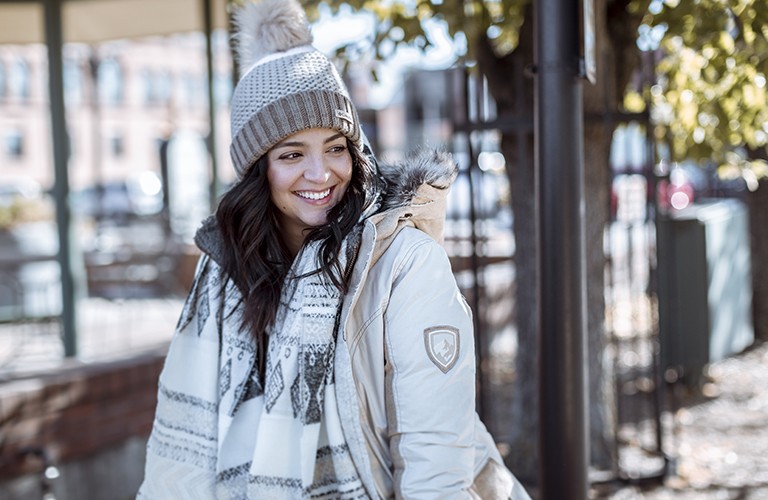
top-left (266, 166), bottom-right (290, 199)
top-left (337, 159), bottom-right (353, 185)
top-left (265, 170), bottom-right (278, 204)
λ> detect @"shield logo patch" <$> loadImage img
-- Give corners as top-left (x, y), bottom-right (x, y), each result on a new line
top-left (424, 326), bottom-right (460, 373)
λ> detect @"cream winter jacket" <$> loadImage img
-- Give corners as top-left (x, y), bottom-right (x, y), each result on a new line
top-left (330, 150), bottom-right (529, 499)
top-left (143, 150), bottom-right (530, 499)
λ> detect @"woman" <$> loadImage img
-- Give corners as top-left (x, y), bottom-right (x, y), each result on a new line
top-left (139, 0), bottom-right (529, 498)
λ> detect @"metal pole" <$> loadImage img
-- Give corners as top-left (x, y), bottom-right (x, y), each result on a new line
top-left (535, 0), bottom-right (589, 496)
top-left (203, 0), bottom-right (219, 209)
top-left (88, 51), bottom-right (104, 224)
top-left (462, 69), bottom-right (485, 419)
top-left (44, 0), bottom-right (78, 357)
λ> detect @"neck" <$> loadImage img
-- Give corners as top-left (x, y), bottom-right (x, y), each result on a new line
top-left (281, 229), bottom-right (305, 260)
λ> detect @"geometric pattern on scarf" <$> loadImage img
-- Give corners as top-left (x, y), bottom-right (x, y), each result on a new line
top-left (140, 238), bottom-right (369, 499)
top-left (214, 240), bottom-right (367, 498)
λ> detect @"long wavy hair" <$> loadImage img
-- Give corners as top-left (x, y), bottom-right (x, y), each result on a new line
top-left (215, 139), bottom-right (378, 379)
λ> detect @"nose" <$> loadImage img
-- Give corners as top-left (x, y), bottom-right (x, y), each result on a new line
top-left (303, 154), bottom-right (331, 183)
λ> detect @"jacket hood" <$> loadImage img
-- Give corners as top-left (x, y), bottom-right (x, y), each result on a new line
top-left (377, 149), bottom-right (458, 213)
top-left (368, 149), bottom-right (458, 266)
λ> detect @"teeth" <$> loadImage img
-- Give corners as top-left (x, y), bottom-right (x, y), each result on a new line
top-left (297, 189), bottom-right (330, 200)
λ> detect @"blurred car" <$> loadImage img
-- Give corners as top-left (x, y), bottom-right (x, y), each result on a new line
top-left (657, 165), bottom-right (698, 212)
top-left (72, 171), bottom-right (163, 220)
top-left (0, 177), bottom-right (43, 208)
top-left (611, 161), bottom-right (748, 221)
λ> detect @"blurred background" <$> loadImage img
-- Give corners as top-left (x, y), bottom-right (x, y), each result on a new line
top-left (0, 0), bottom-right (766, 499)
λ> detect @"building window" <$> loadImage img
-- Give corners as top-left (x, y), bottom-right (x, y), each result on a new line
top-left (158, 72), bottom-right (172, 104)
top-left (110, 134), bottom-right (125, 158)
top-left (142, 70), bottom-right (158, 104)
top-left (143, 69), bottom-right (172, 105)
top-left (0, 61), bottom-right (6, 99)
top-left (214, 73), bottom-right (232, 106)
top-left (98, 58), bottom-right (124, 105)
top-left (9, 58), bottom-right (30, 101)
top-left (64, 59), bottom-right (83, 105)
top-left (5, 130), bottom-right (24, 159)
top-left (179, 72), bottom-right (203, 108)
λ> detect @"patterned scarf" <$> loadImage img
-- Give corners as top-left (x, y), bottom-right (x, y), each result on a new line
top-left (214, 238), bottom-right (366, 499)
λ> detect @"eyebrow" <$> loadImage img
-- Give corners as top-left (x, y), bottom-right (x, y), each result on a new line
top-left (273, 132), bottom-right (345, 149)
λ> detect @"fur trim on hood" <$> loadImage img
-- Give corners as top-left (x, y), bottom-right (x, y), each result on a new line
top-left (366, 149), bottom-right (458, 266)
top-left (378, 149), bottom-right (458, 211)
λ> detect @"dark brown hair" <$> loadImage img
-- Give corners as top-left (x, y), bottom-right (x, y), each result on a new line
top-left (215, 140), bottom-right (377, 379)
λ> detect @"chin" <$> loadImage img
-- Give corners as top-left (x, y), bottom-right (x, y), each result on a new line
top-left (301, 216), bottom-right (330, 229)
top-left (307, 209), bottom-right (335, 227)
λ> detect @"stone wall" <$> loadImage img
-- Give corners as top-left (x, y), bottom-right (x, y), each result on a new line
top-left (0, 347), bottom-right (166, 499)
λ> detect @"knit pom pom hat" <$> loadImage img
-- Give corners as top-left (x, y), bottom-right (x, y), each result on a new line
top-left (229, 0), bottom-right (363, 178)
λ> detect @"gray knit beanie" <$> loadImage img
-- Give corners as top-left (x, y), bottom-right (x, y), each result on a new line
top-left (229, 0), bottom-right (363, 178)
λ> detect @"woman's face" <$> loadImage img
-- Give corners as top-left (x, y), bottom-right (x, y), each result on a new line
top-left (267, 127), bottom-right (352, 254)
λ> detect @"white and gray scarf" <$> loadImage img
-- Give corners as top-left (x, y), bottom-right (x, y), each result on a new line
top-left (140, 236), bottom-right (367, 499)
top-left (215, 239), bottom-right (365, 498)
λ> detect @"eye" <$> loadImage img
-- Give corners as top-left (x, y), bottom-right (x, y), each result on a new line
top-left (278, 151), bottom-right (302, 161)
top-left (327, 144), bottom-right (347, 154)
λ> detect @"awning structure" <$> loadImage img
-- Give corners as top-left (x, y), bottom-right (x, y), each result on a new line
top-left (0, 0), bottom-right (230, 357)
top-left (0, 0), bottom-right (228, 44)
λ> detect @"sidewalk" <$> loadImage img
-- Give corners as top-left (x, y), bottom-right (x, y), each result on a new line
top-left (597, 340), bottom-right (768, 499)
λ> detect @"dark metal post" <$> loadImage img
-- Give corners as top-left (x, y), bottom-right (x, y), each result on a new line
top-left (44, 0), bottom-right (78, 357)
top-left (88, 51), bottom-right (104, 223)
top-left (535, 0), bottom-right (589, 496)
top-left (462, 69), bottom-right (485, 419)
top-left (203, 0), bottom-right (219, 209)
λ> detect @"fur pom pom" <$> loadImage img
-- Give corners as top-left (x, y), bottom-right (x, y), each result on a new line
top-left (233, 0), bottom-right (313, 75)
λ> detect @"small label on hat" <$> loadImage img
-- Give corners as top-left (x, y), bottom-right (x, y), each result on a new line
top-left (335, 109), bottom-right (354, 125)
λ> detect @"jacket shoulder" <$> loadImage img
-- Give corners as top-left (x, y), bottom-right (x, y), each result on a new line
top-left (374, 226), bottom-right (447, 271)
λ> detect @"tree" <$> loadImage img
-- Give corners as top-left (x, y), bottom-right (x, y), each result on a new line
top-left (636, 0), bottom-right (768, 342)
top-left (291, 0), bottom-right (767, 487)
top-left (302, 0), bottom-right (648, 484)
top-left (635, 0), bottom-right (768, 177)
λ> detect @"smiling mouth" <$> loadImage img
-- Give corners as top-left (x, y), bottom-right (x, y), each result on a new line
top-left (296, 188), bottom-right (332, 201)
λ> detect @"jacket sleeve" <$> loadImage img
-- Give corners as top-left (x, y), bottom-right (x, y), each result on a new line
top-left (138, 255), bottom-right (221, 499)
top-left (384, 235), bottom-right (477, 499)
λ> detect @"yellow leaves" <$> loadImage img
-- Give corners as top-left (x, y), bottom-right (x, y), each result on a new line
top-left (628, 0), bottom-right (652, 15)
top-left (679, 100), bottom-right (698, 130)
top-left (742, 83), bottom-right (766, 109)
top-left (702, 64), bottom-right (720, 83)
top-left (701, 46), bottom-right (716, 60)
top-left (624, 91), bottom-right (647, 113)
top-left (649, 0), bottom-right (768, 174)
top-left (742, 20), bottom-right (756, 45)
top-left (345, 2), bottom-right (384, 18)
top-left (717, 31), bottom-right (736, 54)
top-left (717, 160), bottom-right (743, 180)
top-left (316, 0), bottom-right (766, 180)
top-left (678, 51), bottom-right (706, 79)
top-left (718, 95), bottom-right (738, 117)
top-left (671, 133), bottom-right (688, 159)
top-left (489, 28), bottom-right (519, 56)
top-left (752, 160), bottom-right (768, 181)
top-left (717, 159), bottom-right (768, 191)
top-left (486, 1), bottom-right (504, 19)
